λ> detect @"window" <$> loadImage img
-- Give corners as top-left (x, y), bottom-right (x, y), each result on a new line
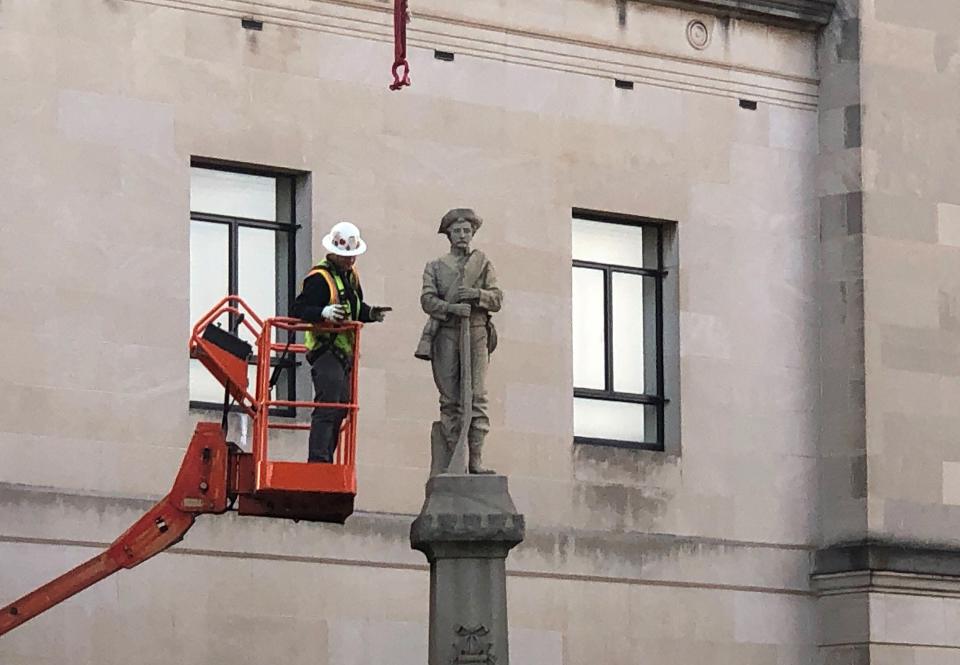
top-left (571, 209), bottom-right (667, 450)
top-left (189, 163), bottom-right (299, 410)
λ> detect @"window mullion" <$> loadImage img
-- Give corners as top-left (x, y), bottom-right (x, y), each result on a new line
top-left (285, 185), bottom-right (298, 401)
top-left (228, 221), bottom-right (240, 333)
top-left (603, 267), bottom-right (614, 393)
top-left (655, 273), bottom-right (664, 445)
top-left (655, 226), bottom-right (665, 446)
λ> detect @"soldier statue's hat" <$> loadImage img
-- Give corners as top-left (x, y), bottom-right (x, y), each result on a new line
top-left (438, 208), bottom-right (483, 235)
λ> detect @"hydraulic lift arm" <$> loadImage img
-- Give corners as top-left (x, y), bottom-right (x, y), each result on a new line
top-left (0, 423), bottom-right (232, 637)
top-left (1, 298), bottom-right (362, 638)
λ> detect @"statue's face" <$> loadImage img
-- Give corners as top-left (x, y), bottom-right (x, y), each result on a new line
top-left (447, 220), bottom-right (474, 250)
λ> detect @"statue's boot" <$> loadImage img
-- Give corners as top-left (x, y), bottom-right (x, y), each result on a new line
top-left (468, 439), bottom-right (495, 474)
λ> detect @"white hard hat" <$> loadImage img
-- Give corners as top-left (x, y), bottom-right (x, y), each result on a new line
top-left (322, 221), bottom-right (367, 256)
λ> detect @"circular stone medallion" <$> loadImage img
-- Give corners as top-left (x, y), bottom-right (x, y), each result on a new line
top-left (686, 20), bottom-right (710, 50)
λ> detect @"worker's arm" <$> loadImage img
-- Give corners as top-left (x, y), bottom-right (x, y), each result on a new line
top-left (353, 277), bottom-right (390, 323)
top-left (357, 303), bottom-right (374, 322)
top-left (290, 273), bottom-right (334, 322)
top-left (359, 302), bottom-right (392, 323)
top-left (355, 280), bottom-right (374, 323)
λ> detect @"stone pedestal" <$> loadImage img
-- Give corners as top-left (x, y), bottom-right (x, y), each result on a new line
top-left (410, 475), bottom-right (525, 665)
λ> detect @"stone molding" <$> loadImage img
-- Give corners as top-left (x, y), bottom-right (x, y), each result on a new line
top-left (813, 570), bottom-right (960, 599)
top-left (813, 544), bottom-right (960, 653)
top-left (815, 542), bottom-right (960, 579)
top-left (124, 0), bottom-right (820, 110)
top-left (641, 0), bottom-right (837, 28)
top-left (1, 484), bottom-right (813, 596)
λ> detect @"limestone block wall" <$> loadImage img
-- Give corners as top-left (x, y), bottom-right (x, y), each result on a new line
top-left (816, 0), bottom-right (867, 548)
top-left (813, 1), bottom-right (960, 662)
top-left (0, 0), bottom-right (821, 663)
top-left (859, 0), bottom-right (960, 545)
top-left (861, 1), bottom-right (960, 662)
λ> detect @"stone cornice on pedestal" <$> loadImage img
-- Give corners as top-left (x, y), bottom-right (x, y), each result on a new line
top-left (411, 475), bottom-right (525, 561)
top-left (640, 0), bottom-right (837, 29)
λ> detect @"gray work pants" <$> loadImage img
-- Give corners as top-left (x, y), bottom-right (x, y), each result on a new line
top-left (431, 324), bottom-right (489, 452)
top-left (308, 351), bottom-right (351, 463)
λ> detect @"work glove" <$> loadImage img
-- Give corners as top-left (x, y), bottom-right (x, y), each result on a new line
top-left (321, 304), bottom-right (347, 322)
top-left (370, 306), bottom-right (392, 322)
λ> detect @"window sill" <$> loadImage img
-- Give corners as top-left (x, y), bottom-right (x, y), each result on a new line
top-left (574, 436), bottom-right (664, 452)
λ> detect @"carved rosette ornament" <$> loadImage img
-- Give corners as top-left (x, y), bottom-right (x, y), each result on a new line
top-left (451, 625), bottom-right (496, 665)
top-left (686, 19), bottom-right (710, 50)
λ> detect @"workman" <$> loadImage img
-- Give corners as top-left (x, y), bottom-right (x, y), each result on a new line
top-left (291, 221), bottom-right (389, 463)
top-left (417, 208), bottom-right (501, 474)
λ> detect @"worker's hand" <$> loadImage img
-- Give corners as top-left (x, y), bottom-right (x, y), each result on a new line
top-left (371, 306), bottom-right (392, 322)
top-left (448, 303), bottom-right (471, 317)
top-left (455, 287), bottom-right (480, 303)
top-left (321, 304), bottom-right (347, 322)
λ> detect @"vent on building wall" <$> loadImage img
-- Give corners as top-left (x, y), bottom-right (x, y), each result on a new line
top-left (739, 99), bottom-right (758, 110)
top-left (434, 50), bottom-right (455, 62)
top-left (615, 79), bottom-right (634, 90)
top-left (241, 17), bottom-right (264, 31)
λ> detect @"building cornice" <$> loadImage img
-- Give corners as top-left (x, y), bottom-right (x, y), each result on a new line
top-left (123, 0), bottom-right (821, 110)
top-left (640, 0), bottom-right (837, 29)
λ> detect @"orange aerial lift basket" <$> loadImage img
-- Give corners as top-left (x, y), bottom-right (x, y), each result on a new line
top-left (190, 295), bottom-right (363, 523)
top-left (0, 296), bottom-right (363, 637)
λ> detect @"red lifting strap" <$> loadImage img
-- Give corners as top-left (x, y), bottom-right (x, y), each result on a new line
top-left (390, 0), bottom-right (411, 90)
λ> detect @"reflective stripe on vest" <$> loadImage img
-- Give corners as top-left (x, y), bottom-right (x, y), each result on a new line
top-left (303, 261), bottom-right (360, 354)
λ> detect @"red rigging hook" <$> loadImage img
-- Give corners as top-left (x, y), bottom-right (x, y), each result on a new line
top-left (390, 0), bottom-right (411, 90)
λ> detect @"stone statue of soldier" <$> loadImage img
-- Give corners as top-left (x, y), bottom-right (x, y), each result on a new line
top-left (416, 208), bottom-right (502, 474)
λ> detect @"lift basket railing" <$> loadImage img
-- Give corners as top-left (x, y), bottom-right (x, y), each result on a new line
top-left (189, 296), bottom-right (362, 494)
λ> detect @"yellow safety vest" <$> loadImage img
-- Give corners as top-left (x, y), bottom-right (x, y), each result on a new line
top-left (302, 261), bottom-right (361, 354)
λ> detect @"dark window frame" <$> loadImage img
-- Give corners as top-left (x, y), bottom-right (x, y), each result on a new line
top-left (572, 208), bottom-right (667, 452)
top-left (189, 162), bottom-right (300, 417)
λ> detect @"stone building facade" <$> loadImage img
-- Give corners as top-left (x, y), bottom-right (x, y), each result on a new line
top-left (0, 0), bottom-right (957, 663)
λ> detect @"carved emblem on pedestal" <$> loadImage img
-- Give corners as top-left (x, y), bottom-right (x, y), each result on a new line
top-left (451, 625), bottom-right (496, 664)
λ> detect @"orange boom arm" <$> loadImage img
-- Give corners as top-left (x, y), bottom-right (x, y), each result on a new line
top-left (0, 423), bottom-right (229, 636)
top-left (1, 296), bottom-right (363, 638)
